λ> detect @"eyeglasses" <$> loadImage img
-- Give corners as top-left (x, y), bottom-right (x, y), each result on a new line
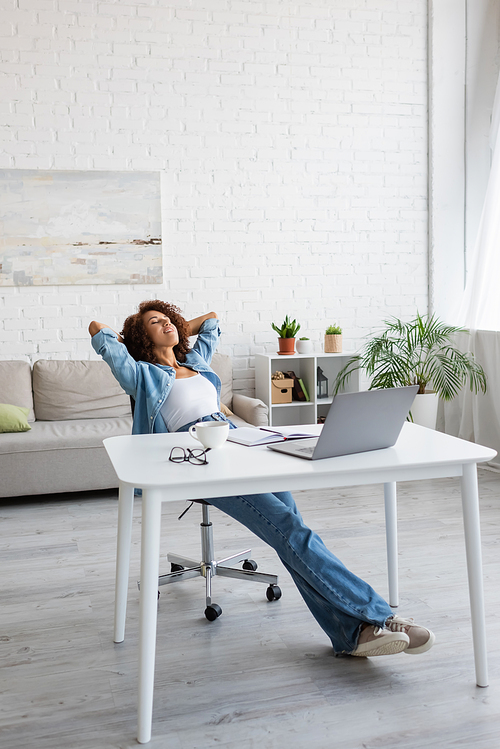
top-left (169, 447), bottom-right (209, 466)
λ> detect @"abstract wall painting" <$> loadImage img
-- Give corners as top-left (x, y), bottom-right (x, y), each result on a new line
top-left (0, 170), bottom-right (162, 286)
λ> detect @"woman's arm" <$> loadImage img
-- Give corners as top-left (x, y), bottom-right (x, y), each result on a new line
top-left (186, 312), bottom-right (217, 337)
top-left (88, 321), bottom-right (124, 344)
top-left (90, 321), bottom-right (138, 397)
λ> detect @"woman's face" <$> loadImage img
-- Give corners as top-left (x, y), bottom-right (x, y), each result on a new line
top-left (142, 309), bottom-right (179, 350)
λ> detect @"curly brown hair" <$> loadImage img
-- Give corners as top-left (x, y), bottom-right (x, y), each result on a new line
top-left (120, 300), bottom-right (191, 364)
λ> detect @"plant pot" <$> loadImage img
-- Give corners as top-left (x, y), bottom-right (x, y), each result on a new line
top-left (324, 334), bottom-right (342, 353)
top-left (410, 391), bottom-right (439, 430)
top-left (277, 337), bottom-right (296, 355)
top-left (296, 339), bottom-right (313, 355)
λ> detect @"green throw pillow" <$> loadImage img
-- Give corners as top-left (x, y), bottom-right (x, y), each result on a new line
top-left (0, 404), bottom-right (31, 433)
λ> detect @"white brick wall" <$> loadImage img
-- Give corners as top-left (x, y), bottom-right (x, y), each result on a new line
top-left (0, 0), bottom-right (428, 395)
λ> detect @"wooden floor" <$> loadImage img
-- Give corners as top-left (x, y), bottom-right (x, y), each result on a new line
top-left (1, 471), bottom-right (500, 749)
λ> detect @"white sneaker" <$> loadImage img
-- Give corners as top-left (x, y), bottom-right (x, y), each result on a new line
top-left (385, 615), bottom-right (435, 655)
top-left (351, 625), bottom-right (410, 657)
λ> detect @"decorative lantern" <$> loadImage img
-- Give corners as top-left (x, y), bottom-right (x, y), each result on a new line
top-left (317, 366), bottom-right (328, 399)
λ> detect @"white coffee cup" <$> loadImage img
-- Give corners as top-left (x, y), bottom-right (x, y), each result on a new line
top-left (189, 421), bottom-right (229, 449)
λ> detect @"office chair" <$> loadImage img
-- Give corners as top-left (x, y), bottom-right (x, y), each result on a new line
top-left (130, 398), bottom-right (282, 621)
top-left (157, 499), bottom-right (282, 621)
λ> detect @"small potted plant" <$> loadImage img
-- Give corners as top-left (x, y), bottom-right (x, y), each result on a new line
top-left (296, 336), bottom-right (313, 355)
top-left (324, 324), bottom-right (342, 353)
top-left (271, 315), bottom-right (301, 355)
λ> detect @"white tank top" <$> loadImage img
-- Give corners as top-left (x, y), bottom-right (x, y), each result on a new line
top-left (161, 373), bottom-right (218, 433)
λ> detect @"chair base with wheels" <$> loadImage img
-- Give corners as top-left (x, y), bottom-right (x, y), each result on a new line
top-left (139, 500), bottom-right (282, 620)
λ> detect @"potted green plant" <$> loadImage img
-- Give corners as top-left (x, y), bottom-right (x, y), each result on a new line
top-left (332, 313), bottom-right (487, 428)
top-left (325, 324), bottom-right (342, 353)
top-left (271, 315), bottom-right (300, 355)
top-left (296, 336), bottom-right (313, 355)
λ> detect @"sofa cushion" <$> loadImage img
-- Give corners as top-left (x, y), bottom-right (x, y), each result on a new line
top-left (0, 404), bottom-right (31, 433)
top-left (0, 416), bottom-right (133, 455)
top-left (210, 353), bottom-right (233, 409)
top-left (33, 360), bottom-right (132, 421)
top-left (225, 412), bottom-right (251, 428)
top-left (219, 402), bottom-right (234, 418)
top-left (0, 361), bottom-right (35, 422)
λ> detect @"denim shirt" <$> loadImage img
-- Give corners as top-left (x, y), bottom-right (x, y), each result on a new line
top-left (91, 317), bottom-right (222, 435)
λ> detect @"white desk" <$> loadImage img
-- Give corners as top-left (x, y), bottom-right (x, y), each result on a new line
top-left (104, 423), bottom-right (496, 744)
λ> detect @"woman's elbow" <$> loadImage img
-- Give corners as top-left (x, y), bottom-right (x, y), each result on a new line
top-left (89, 321), bottom-right (103, 337)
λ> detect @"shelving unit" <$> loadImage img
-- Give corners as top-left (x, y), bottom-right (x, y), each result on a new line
top-left (255, 352), bottom-right (359, 427)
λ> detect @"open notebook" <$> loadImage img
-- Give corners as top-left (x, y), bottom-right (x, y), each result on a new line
top-left (227, 425), bottom-right (316, 447)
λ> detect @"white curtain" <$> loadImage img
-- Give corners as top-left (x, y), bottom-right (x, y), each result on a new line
top-left (454, 71), bottom-right (500, 331)
top-left (443, 71), bottom-right (500, 468)
top-left (440, 330), bottom-right (500, 470)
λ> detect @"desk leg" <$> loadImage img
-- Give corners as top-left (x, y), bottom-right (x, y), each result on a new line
top-left (384, 482), bottom-right (399, 608)
top-left (114, 483), bottom-right (134, 643)
top-left (461, 462), bottom-right (489, 688)
top-left (137, 489), bottom-right (162, 744)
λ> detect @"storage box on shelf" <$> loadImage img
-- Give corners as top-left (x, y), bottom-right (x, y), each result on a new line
top-left (255, 352), bottom-right (359, 427)
top-left (271, 377), bottom-right (294, 404)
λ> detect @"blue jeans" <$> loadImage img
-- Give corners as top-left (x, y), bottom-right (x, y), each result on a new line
top-left (177, 415), bottom-right (393, 654)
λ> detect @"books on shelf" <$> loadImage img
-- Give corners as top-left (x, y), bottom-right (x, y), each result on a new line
top-left (227, 425), bottom-right (317, 447)
top-left (298, 378), bottom-right (310, 401)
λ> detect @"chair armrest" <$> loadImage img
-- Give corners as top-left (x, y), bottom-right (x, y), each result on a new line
top-left (232, 393), bottom-right (269, 427)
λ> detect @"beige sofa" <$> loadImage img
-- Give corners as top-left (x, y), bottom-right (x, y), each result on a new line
top-left (0, 354), bottom-right (267, 499)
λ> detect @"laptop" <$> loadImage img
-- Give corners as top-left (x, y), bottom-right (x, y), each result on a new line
top-left (267, 385), bottom-right (419, 460)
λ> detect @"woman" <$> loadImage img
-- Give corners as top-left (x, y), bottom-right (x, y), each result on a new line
top-left (89, 300), bottom-right (435, 658)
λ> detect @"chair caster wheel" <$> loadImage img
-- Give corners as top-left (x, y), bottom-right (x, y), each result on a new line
top-left (171, 563), bottom-right (184, 573)
top-left (242, 559), bottom-right (258, 571)
top-left (205, 604), bottom-right (222, 621)
top-left (266, 584), bottom-right (282, 602)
